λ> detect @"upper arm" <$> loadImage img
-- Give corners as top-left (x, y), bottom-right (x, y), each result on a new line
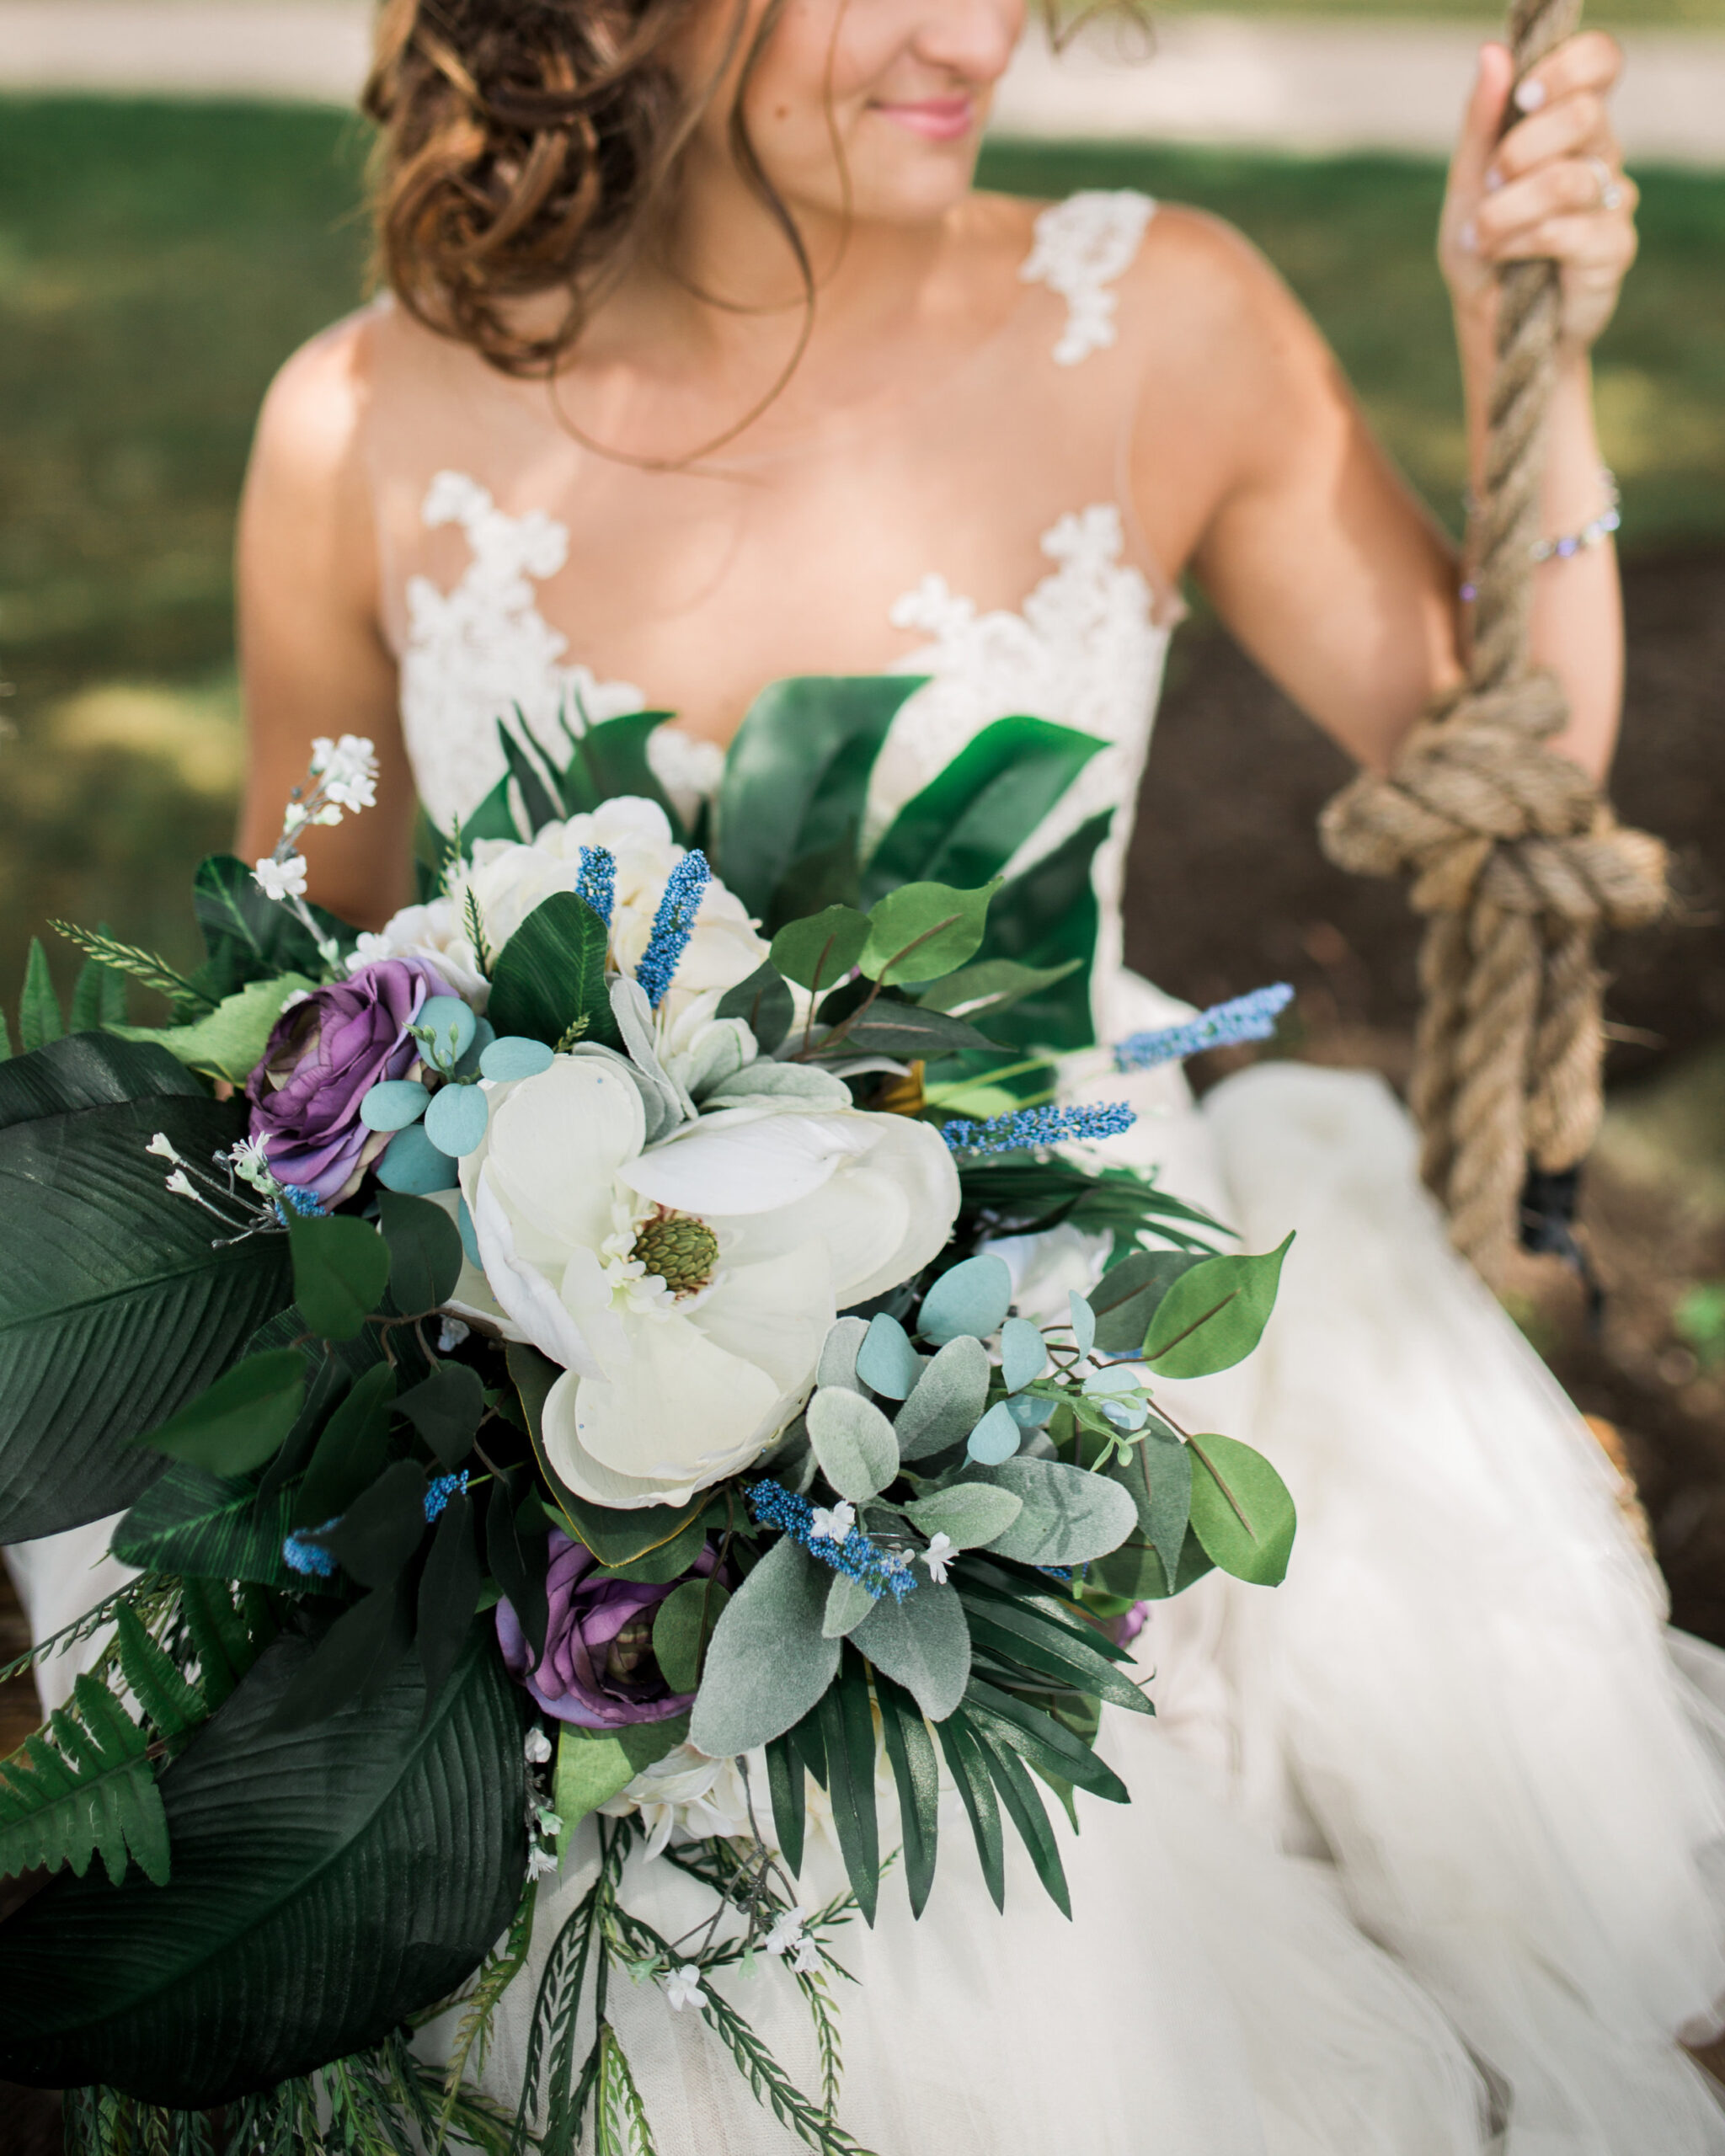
top-left (1127, 209), bottom-right (1462, 772)
top-left (237, 312), bottom-right (418, 928)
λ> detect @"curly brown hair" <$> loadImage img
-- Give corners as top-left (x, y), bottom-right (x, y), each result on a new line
top-left (364, 0), bottom-right (807, 379)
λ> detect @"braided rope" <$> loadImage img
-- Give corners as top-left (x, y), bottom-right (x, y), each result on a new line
top-left (1317, 0), bottom-right (1668, 1272)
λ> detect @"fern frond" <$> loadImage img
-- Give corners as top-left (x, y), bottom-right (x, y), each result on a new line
top-left (0, 1671), bottom-right (169, 1886)
top-left (115, 1604), bottom-right (205, 1751)
top-left (0, 1574), bottom-right (171, 1689)
top-left (595, 2024), bottom-right (656, 2156)
top-left (49, 922), bottom-right (215, 1013)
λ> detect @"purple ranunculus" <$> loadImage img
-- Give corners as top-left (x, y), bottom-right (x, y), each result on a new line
top-left (496, 1532), bottom-right (718, 1729)
top-left (246, 957), bottom-right (444, 1206)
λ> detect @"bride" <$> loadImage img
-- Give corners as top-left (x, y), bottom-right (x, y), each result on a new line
top-left (27, 0), bottom-right (1725, 2146)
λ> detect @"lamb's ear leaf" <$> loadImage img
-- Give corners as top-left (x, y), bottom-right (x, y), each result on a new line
top-left (861, 717), bottom-right (1105, 905)
top-left (967, 1456), bottom-right (1137, 1566)
top-left (0, 1623), bottom-right (527, 2106)
top-left (895, 1335), bottom-right (991, 1461)
top-left (851, 1579), bottom-right (971, 1723)
top-left (688, 1536), bottom-right (840, 1757)
top-left (713, 675), bottom-right (921, 925)
top-left (806, 1386), bottom-right (900, 1502)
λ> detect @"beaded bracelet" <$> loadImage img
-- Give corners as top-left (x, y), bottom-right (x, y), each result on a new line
top-left (1460, 469), bottom-right (1620, 602)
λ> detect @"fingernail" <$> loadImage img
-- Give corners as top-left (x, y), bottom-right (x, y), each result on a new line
top-left (1514, 77), bottom-right (1546, 111)
top-left (1484, 166), bottom-right (1503, 192)
top-left (1460, 220), bottom-right (1477, 253)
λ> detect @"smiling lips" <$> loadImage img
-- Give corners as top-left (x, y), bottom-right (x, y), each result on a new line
top-left (872, 94), bottom-right (977, 142)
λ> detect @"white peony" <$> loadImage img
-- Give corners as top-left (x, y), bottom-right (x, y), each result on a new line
top-left (457, 1054), bottom-right (959, 1508)
top-left (352, 798), bottom-right (766, 1023)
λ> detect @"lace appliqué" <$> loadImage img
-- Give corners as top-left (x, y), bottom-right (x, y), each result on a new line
top-left (1020, 190), bottom-right (1156, 366)
top-left (402, 471), bottom-right (648, 830)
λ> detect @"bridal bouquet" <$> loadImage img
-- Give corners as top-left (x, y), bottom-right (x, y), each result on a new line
top-left (0, 679), bottom-right (1295, 2153)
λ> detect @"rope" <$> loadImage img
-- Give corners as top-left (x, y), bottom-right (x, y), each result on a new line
top-left (1316, 0), bottom-right (1668, 1273)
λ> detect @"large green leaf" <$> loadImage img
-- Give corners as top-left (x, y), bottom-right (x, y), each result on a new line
top-left (0, 1624), bottom-right (527, 2106)
top-left (712, 676), bottom-right (921, 926)
top-left (188, 855), bottom-right (352, 1006)
top-left (975, 810), bottom-right (1113, 1051)
top-left (112, 1465), bottom-right (303, 1588)
top-left (861, 718), bottom-right (1104, 905)
top-left (1143, 1236), bottom-right (1293, 1379)
top-left (485, 890), bottom-right (618, 1051)
top-left (1186, 1434), bottom-right (1297, 1587)
top-left (0, 1042), bottom-right (293, 1541)
top-left (109, 974), bottom-right (313, 1086)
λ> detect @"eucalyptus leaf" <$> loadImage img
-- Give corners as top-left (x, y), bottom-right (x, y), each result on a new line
top-left (917, 1254), bottom-right (1012, 1346)
top-left (688, 1536), bottom-right (840, 1757)
top-left (1114, 1422), bottom-right (1192, 1590)
top-left (969, 1456), bottom-right (1137, 1565)
top-left (824, 1003), bottom-right (1001, 1061)
top-left (372, 1123), bottom-right (461, 1196)
top-left (964, 1402), bottom-right (1022, 1466)
top-left (895, 1335), bottom-right (990, 1460)
top-left (806, 1386), bottom-right (900, 1502)
top-left (1143, 1235), bottom-right (1293, 1379)
top-left (999, 1315), bottom-right (1047, 1393)
top-left (855, 1313), bottom-right (922, 1401)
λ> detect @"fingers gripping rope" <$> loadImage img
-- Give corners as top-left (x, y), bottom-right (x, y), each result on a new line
top-left (1317, 0), bottom-right (1668, 1273)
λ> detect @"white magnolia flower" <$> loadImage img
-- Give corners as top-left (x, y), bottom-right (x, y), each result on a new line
top-left (358, 798), bottom-right (766, 1022)
top-left (597, 1744), bottom-right (757, 1858)
top-left (254, 855), bottom-right (308, 904)
top-left (456, 1054), bottom-right (959, 1508)
top-left (922, 1531), bottom-right (957, 1585)
top-left (664, 1964), bottom-right (705, 2013)
top-left (809, 1502), bottom-right (857, 1544)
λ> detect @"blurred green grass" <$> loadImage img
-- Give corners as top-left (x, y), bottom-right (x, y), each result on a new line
top-left (2, 97), bottom-right (1722, 1017)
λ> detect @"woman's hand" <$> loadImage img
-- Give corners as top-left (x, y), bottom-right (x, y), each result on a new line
top-left (1440, 34), bottom-right (1638, 355)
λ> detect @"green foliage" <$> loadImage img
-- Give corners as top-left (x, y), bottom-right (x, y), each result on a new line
top-left (916, 956), bottom-right (1081, 1024)
top-left (859, 878), bottom-right (999, 987)
top-left (1186, 1433), bottom-right (1298, 1585)
top-left (294, 1359), bottom-right (397, 1524)
top-left (770, 905), bottom-right (871, 994)
top-left (377, 1187), bottom-right (465, 1315)
top-left (1143, 1234), bottom-right (1294, 1377)
top-left (967, 1455), bottom-right (1138, 1565)
top-left (712, 676), bottom-right (921, 927)
top-left (1089, 1248), bottom-right (1203, 1353)
top-left (138, 1347), bottom-right (307, 1475)
top-left (0, 1036), bottom-right (292, 1541)
top-left (0, 1622), bottom-right (528, 2107)
top-left (552, 1716), bottom-right (690, 1848)
top-left (894, 1335), bottom-right (991, 1461)
top-left (958, 1155), bottom-right (1230, 1254)
top-left (448, 707), bottom-right (685, 859)
top-left (486, 889), bottom-right (619, 1052)
top-left (651, 1576), bottom-right (729, 1694)
top-left (904, 1481), bottom-right (1023, 1549)
top-left (689, 1536), bottom-right (840, 1758)
top-left (51, 924), bottom-right (211, 1014)
top-left (19, 936), bottom-right (64, 1054)
top-left (0, 1672), bottom-right (171, 1889)
top-left (186, 854), bottom-right (351, 1007)
top-left (110, 973), bottom-right (312, 1083)
top-left (715, 962), bottom-right (794, 1055)
top-left (849, 1581), bottom-right (971, 1723)
top-left (287, 1211), bottom-right (393, 1342)
top-left (68, 938), bottom-right (128, 1034)
top-left (861, 717), bottom-right (1103, 905)
top-left (1104, 1421), bottom-right (1194, 1591)
top-left (806, 1387), bottom-right (900, 1502)
top-left (873, 1671), bottom-right (941, 1919)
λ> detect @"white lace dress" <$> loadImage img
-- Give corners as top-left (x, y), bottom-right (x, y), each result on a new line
top-left (16, 194), bottom-right (1725, 2153)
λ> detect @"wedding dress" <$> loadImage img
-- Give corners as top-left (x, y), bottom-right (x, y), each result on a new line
top-left (13, 192), bottom-right (1725, 2153)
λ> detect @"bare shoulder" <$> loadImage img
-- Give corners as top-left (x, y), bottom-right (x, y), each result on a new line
top-left (1130, 202), bottom-right (1322, 368)
top-left (249, 305), bottom-right (382, 497)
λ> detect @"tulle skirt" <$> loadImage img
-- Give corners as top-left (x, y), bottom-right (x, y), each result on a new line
top-left (12, 998), bottom-right (1725, 2151)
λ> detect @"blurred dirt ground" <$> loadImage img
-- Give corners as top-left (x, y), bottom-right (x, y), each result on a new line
top-left (3, 545), bottom-right (1724, 2139)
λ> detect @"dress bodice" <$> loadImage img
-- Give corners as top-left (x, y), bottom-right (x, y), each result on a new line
top-left (370, 192), bottom-right (1179, 1031)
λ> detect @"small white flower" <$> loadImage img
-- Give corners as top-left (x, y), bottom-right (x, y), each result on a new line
top-left (439, 1317), bottom-right (473, 1353)
top-left (523, 1725), bottom-right (553, 1765)
top-left (790, 1935), bottom-right (822, 1975)
top-left (922, 1532), bottom-right (957, 1585)
top-left (763, 1906), bottom-right (809, 1958)
top-left (809, 1502), bottom-right (856, 1545)
top-left (312, 803), bottom-right (344, 829)
top-left (254, 856), bottom-right (308, 903)
top-left (526, 1844), bottom-right (559, 1881)
top-left (282, 802), bottom-right (310, 832)
top-left (663, 1963), bottom-right (704, 2012)
top-left (145, 1132), bottom-right (184, 1164)
top-left (535, 1806), bottom-right (564, 1838)
top-left (164, 1169), bottom-right (198, 1200)
top-left (323, 771), bottom-right (377, 814)
top-left (310, 733), bottom-right (378, 786)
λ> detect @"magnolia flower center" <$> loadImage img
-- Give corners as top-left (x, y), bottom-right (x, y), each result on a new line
top-left (629, 1206), bottom-right (719, 1298)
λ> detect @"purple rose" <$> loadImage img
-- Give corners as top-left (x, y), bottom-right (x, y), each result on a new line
top-left (246, 958), bottom-right (444, 1206)
top-left (496, 1532), bottom-right (718, 1728)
